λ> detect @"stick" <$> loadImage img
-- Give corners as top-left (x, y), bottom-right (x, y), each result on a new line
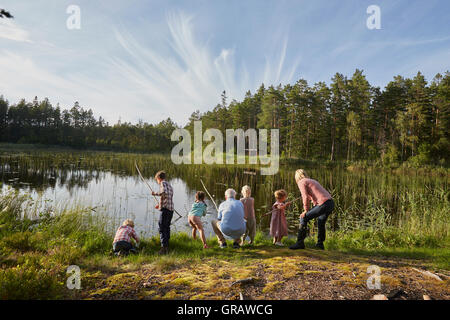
top-left (134, 161), bottom-right (182, 218)
top-left (135, 161), bottom-right (159, 205)
top-left (263, 197), bottom-right (302, 216)
top-left (200, 178), bottom-right (219, 212)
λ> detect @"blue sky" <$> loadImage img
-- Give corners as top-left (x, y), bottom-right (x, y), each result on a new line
top-left (0, 0), bottom-right (449, 125)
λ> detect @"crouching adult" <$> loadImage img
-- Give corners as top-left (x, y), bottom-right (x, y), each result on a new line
top-left (211, 188), bottom-right (246, 249)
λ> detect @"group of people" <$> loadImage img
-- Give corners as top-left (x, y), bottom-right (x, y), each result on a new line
top-left (112, 168), bottom-right (335, 255)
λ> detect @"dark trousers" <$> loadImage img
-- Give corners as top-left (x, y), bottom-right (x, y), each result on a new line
top-left (113, 240), bottom-right (132, 253)
top-left (159, 208), bottom-right (174, 247)
top-left (300, 199), bottom-right (334, 243)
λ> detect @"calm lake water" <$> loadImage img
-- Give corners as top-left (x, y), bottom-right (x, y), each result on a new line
top-left (0, 150), bottom-right (448, 239)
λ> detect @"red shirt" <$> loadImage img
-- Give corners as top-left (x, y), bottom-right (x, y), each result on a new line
top-left (113, 225), bottom-right (139, 243)
top-left (297, 178), bottom-right (332, 212)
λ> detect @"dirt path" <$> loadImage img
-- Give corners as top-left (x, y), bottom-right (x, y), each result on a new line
top-left (79, 248), bottom-right (450, 300)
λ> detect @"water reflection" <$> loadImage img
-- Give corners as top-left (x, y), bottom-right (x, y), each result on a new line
top-left (1, 152), bottom-right (448, 238)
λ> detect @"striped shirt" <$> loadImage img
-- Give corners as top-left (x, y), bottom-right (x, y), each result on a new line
top-left (113, 225), bottom-right (139, 243)
top-left (155, 180), bottom-right (174, 211)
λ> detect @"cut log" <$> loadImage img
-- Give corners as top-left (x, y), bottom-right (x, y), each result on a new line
top-left (371, 294), bottom-right (388, 300)
top-left (230, 277), bottom-right (256, 287)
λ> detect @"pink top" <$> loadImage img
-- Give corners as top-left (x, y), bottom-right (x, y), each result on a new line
top-left (297, 178), bottom-right (332, 212)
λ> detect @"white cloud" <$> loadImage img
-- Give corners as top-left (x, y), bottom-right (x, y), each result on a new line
top-left (0, 10), bottom-right (299, 125)
top-left (109, 11), bottom-right (299, 123)
top-left (0, 19), bottom-right (32, 43)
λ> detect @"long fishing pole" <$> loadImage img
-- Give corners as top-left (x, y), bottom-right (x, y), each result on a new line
top-left (135, 161), bottom-right (182, 218)
top-left (263, 196), bottom-right (302, 216)
top-left (200, 178), bottom-right (219, 212)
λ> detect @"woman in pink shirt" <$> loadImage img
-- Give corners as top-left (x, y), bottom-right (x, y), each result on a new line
top-left (289, 169), bottom-right (334, 250)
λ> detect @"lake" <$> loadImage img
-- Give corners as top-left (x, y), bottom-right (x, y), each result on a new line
top-left (0, 150), bottom-right (448, 239)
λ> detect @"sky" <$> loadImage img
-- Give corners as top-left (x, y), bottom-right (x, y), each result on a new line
top-left (0, 0), bottom-right (449, 126)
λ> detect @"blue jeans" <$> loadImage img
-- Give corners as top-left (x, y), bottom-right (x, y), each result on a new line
top-left (300, 199), bottom-right (334, 243)
top-left (159, 208), bottom-right (173, 247)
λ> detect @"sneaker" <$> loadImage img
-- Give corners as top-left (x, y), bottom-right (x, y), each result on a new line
top-left (232, 242), bottom-right (240, 249)
top-left (315, 242), bottom-right (325, 250)
top-left (289, 242), bottom-right (305, 250)
top-left (219, 242), bottom-right (227, 249)
top-left (274, 242), bottom-right (284, 246)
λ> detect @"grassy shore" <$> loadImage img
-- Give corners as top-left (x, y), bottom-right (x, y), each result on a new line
top-left (0, 191), bottom-right (448, 300)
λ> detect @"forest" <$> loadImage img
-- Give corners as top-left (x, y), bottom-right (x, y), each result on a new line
top-left (1, 69), bottom-right (448, 165)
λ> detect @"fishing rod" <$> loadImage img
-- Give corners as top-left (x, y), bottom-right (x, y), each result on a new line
top-left (263, 196), bottom-right (302, 216)
top-left (134, 161), bottom-right (182, 218)
top-left (200, 178), bottom-right (219, 212)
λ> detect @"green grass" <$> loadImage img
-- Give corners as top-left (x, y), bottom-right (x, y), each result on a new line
top-left (0, 186), bottom-right (449, 299)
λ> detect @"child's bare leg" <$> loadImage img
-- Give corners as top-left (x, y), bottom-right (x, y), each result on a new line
top-left (273, 237), bottom-right (276, 244)
top-left (198, 228), bottom-right (208, 248)
top-left (189, 220), bottom-right (197, 239)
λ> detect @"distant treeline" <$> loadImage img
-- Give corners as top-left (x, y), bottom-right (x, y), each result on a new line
top-left (1, 69), bottom-right (449, 165)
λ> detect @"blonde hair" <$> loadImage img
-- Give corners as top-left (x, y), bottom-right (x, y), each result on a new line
top-left (122, 219), bottom-right (135, 228)
top-left (295, 169), bottom-right (309, 182)
top-left (274, 189), bottom-right (287, 200)
top-left (241, 185), bottom-right (251, 198)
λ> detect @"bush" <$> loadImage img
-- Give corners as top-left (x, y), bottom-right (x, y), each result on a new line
top-left (0, 264), bottom-right (63, 299)
top-left (76, 230), bottom-right (112, 254)
top-left (1, 231), bottom-right (46, 252)
top-left (381, 144), bottom-right (399, 166)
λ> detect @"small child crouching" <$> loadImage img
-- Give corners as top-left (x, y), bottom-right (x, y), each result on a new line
top-left (113, 219), bottom-right (140, 256)
top-left (188, 191), bottom-right (209, 249)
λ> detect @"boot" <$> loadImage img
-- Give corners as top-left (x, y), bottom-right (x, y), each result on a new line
top-left (289, 225), bottom-right (307, 250)
top-left (314, 242), bottom-right (325, 250)
top-left (317, 220), bottom-right (326, 250)
top-left (158, 247), bottom-right (169, 255)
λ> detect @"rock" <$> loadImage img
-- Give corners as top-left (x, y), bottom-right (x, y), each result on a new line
top-left (371, 294), bottom-right (388, 300)
top-left (387, 289), bottom-right (407, 300)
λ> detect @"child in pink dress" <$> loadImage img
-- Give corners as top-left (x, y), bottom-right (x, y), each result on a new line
top-left (270, 189), bottom-right (290, 246)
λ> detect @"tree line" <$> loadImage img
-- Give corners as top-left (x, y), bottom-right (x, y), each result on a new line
top-left (1, 69), bottom-right (449, 165)
top-left (187, 70), bottom-right (449, 166)
top-left (0, 97), bottom-right (178, 153)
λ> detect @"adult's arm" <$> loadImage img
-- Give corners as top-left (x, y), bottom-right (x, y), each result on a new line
top-left (298, 180), bottom-right (310, 212)
top-left (217, 202), bottom-right (224, 220)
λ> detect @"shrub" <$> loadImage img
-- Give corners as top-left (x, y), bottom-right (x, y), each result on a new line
top-left (1, 231), bottom-right (45, 252)
top-left (0, 264), bottom-right (63, 299)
